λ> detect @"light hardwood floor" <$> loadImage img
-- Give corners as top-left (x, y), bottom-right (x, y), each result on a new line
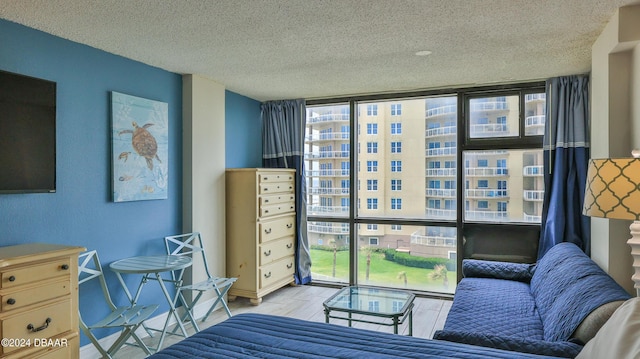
top-left (111, 284), bottom-right (452, 358)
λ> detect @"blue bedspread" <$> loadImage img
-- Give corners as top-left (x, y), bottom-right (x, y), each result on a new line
top-left (149, 313), bottom-right (562, 358)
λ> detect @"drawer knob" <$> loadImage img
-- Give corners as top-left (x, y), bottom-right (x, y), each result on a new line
top-left (8, 275), bottom-right (15, 282)
top-left (61, 264), bottom-right (69, 270)
top-left (265, 228), bottom-right (272, 234)
top-left (27, 317), bottom-right (51, 332)
top-left (265, 210), bottom-right (270, 214)
top-left (286, 223), bottom-right (293, 229)
top-left (264, 272), bottom-right (272, 278)
top-left (286, 243), bottom-right (293, 249)
top-left (264, 250), bottom-right (272, 256)
top-left (287, 263), bottom-right (293, 269)
top-left (264, 177), bottom-right (269, 180)
top-left (7, 298), bottom-right (16, 305)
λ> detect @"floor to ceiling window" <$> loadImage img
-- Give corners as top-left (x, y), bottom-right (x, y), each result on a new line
top-left (305, 83), bottom-right (545, 296)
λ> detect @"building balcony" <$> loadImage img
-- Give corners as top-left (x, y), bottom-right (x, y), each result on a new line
top-left (465, 210), bottom-right (507, 220)
top-left (524, 214), bottom-right (542, 223)
top-left (468, 150), bottom-right (508, 156)
top-left (305, 132), bottom-right (350, 142)
top-left (465, 189), bottom-right (508, 198)
top-left (523, 165), bottom-right (543, 176)
top-left (425, 208), bottom-right (456, 219)
top-left (426, 168), bottom-right (457, 177)
top-left (307, 205), bottom-right (349, 216)
top-left (524, 190), bottom-right (544, 201)
top-left (308, 222), bottom-right (349, 235)
top-left (470, 101), bottom-right (509, 112)
top-left (525, 93), bottom-right (546, 102)
top-left (425, 105), bottom-right (457, 118)
top-left (425, 126), bottom-right (456, 138)
top-left (308, 187), bottom-right (349, 195)
top-left (410, 233), bottom-right (456, 247)
top-left (304, 151), bottom-right (349, 159)
top-left (426, 189), bottom-right (456, 198)
top-left (305, 169), bottom-right (349, 177)
top-left (525, 115), bottom-right (545, 127)
top-left (525, 115), bottom-right (545, 136)
top-left (469, 123), bottom-right (509, 136)
top-left (465, 167), bottom-right (508, 176)
top-left (425, 147), bottom-right (456, 157)
top-left (307, 113), bottom-right (349, 124)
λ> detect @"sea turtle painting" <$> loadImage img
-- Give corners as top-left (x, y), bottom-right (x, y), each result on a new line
top-left (119, 121), bottom-right (162, 170)
top-left (111, 91), bottom-right (168, 202)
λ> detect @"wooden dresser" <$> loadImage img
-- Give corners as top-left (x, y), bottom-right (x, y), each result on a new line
top-left (226, 168), bottom-right (296, 305)
top-left (0, 243), bottom-right (85, 359)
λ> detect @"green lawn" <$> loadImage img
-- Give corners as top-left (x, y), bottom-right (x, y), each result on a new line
top-left (310, 249), bottom-right (456, 294)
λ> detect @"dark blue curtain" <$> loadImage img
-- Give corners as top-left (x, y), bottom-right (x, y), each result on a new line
top-left (538, 75), bottom-right (591, 258)
top-left (261, 99), bottom-right (311, 285)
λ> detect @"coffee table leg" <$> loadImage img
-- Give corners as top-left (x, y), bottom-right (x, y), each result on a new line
top-left (393, 316), bottom-right (399, 334)
top-left (324, 308), bottom-right (329, 323)
top-left (409, 309), bottom-right (413, 336)
top-left (348, 312), bottom-right (352, 327)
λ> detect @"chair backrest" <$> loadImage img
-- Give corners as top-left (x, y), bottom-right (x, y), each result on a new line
top-left (164, 232), bottom-right (213, 279)
top-left (78, 250), bottom-right (118, 311)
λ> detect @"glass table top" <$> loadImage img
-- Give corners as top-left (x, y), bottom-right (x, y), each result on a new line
top-left (323, 286), bottom-right (415, 316)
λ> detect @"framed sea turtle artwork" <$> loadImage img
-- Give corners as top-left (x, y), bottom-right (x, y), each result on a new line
top-left (111, 91), bottom-right (168, 202)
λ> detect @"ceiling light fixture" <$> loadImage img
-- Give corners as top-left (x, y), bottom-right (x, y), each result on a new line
top-left (415, 50), bottom-right (432, 56)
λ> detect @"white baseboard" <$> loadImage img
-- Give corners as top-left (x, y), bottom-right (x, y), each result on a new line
top-left (79, 298), bottom-right (220, 358)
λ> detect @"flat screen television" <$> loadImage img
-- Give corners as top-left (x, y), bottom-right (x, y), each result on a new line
top-left (0, 70), bottom-right (56, 193)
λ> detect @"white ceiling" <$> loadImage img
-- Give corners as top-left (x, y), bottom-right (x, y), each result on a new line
top-left (1, 0), bottom-right (638, 102)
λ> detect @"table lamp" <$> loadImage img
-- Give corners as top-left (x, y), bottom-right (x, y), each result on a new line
top-left (583, 151), bottom-right (640, 296)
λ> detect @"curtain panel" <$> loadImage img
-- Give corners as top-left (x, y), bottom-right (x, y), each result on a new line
top-left (261, 99), bottom-right (312, 285)
top-left (538, 75), bottom-right (591, 258)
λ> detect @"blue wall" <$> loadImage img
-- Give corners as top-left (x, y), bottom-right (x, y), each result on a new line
top-left (0, 18), bottom-right (263, 348)
top-left (0, 19), bottom-right (182, 344)
top-left (225, 91), bottom-right (262, 168)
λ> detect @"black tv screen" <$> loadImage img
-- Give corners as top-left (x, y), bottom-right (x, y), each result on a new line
top-left (0, 70), bottom-right (56, 193)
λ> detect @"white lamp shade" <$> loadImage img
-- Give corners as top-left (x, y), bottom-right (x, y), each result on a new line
top-left (583, 158), bottom-right (640, 220)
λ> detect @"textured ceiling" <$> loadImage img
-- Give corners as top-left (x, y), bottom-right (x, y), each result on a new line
top-left (1, 0), bottom-right (638, 101)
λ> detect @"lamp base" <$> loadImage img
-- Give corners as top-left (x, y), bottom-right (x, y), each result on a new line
top-left (629, 221), bottom-right (640, 297)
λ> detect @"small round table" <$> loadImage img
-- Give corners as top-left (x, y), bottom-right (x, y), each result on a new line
top-left (110, 255), bottom-right (192, 352)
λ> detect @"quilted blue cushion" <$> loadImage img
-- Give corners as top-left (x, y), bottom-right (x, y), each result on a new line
top-left (462, 259), bottom-right (535, 282)
top-left (530, 242), bottom-right (631, 342)
top-left (441, 277), bottom-right (544, 339)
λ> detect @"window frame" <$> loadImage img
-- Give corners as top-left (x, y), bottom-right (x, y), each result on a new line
top-left (305, 81), bottom-right (545, 291)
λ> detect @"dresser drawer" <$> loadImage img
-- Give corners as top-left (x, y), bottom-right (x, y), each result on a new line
top-left (260, 236), bottom-right (295, 265)
top-left (259, 181), bottom-right (294, 195)
top-left (260, 201), bottom-right (295, 217)
top-left (258, 171), bottom-right (294, 183)
top-left (1, 258), bottom-right (71, 289)
top-left (259, 257), bottom-right (294, 288)
top-left (260, 193), bottom-right (295, 206)
top-left (1, 280), bottom-right (70, 312)
top-left (258, 215), bottom-right (296, 243)
top-left (1, 299), bottom-right (72, 355)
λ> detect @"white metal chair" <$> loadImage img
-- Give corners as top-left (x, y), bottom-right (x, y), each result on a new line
top-left (78, 250), bottom-right (159, 358)
top-left (164, 232), bottom-right (237, 332)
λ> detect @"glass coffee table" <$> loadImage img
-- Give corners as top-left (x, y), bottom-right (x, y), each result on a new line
top-left (323, 286), bottom-right (415, 335)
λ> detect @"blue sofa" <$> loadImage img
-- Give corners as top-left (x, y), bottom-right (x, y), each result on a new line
top-left (434, 242), bottom-right (631, 358)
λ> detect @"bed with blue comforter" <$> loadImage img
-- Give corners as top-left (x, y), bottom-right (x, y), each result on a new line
top-left (149, 313), bottom-right (562, 358)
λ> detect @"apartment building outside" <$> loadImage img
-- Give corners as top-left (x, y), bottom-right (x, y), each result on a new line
top-left (305, 92), bottom-right (545, 293)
